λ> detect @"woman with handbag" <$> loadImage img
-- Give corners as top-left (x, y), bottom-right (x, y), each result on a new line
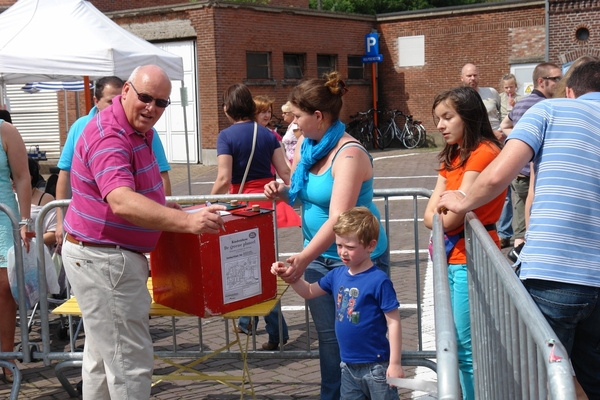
top-left (211, 83), bottom-right (297, 350)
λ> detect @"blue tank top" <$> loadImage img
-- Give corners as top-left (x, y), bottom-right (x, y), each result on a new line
top-left (298, 142), bottom-right (387, 259)
top-left (0, 120), bottom-right (21, 266)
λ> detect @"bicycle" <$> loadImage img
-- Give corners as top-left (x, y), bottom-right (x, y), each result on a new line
top-left (347, 108), bottom-right (380, 150)
top-left (378, 109), bottom-right (426, 149)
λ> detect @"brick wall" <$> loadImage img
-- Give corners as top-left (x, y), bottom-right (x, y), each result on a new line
top-left (91, 0), bottom-right (309, 12)
top-left (548, 0), bottom-right (600, 64)
top-left (202, 6), bottom-right (375, 150)
top-left (377, 4), bottom-right (545, 137)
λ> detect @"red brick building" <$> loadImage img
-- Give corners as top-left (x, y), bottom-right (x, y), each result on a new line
top-left (1, 0), bottom-right (598, 163)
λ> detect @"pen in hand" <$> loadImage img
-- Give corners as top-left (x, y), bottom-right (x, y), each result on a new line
top-left (206, 201), bottom-right (226, 232)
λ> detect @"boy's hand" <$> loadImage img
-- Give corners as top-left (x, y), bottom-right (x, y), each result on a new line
top-left (387, 363), bottom-right (405, 380)
top-left (271, 261), bottom-right (286, 276)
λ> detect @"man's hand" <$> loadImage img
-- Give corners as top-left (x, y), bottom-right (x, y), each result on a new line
top-left (437, 190), bottom-right (468, 215)
top-left (187, 205), bottom-right (226, 235)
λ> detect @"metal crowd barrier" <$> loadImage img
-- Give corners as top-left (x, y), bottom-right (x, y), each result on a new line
top-left (4, 188), bottom-right (467, 398)
top-left (464, 212), bottom-right (576, 399)
top-left (0, 204), bottom-right (26, 400)
top-left (431, 214), bottom-right (461, 399)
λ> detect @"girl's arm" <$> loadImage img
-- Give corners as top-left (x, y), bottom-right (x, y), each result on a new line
top-left (211, 154), bottom-right (233, 194)
top-left (424, 170), bottom-right (481, 233)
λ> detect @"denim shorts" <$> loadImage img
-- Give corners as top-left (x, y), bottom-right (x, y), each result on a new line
top-left (340, 361), bottom-right (399, 400)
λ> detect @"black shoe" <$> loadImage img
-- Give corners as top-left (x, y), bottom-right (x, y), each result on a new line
top-left (507, 242), bottom-right (525, 263)
top-left (261, 340), bottom-right (288, 350)
top-left (500, 237), bottom-right (511, 249)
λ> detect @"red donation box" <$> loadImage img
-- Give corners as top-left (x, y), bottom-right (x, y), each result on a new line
top-left (150, 204), bottom-right (277, 317)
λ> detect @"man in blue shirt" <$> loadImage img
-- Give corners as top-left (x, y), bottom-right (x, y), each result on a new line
top-left (55, 76), bottom-right (171, 243)
top-left (500, 62), bottom-right (562, 253)
top-left (438, 60), bottom-right (600, 399)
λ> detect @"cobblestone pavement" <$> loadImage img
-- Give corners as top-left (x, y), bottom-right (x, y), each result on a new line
top-left (2, 147), bottom-right (455, 399)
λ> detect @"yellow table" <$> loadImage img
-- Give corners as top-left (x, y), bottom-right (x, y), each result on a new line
top-left (53, 277), bottom-right (289, 399)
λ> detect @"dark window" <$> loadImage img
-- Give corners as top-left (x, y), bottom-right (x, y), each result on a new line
top-left (348, 56), bottom-right (364, 80)
top-left (317, 54), bottom-right (337, 77)
top-left (246, 52), bottom-right (270, 79)
top-left (284, 53), bottom-right (305, 79)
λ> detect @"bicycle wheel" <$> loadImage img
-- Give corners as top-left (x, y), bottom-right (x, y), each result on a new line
top-left (414, 123), bottom-right (427, 147)
top-left (360, 125), bottom-right (374, 150)
top-left (401, 123), bottom-right (422, 149)
top-left (377, 122), bottom-right (395, 149)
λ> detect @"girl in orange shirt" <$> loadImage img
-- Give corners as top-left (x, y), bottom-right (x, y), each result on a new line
top-left (424, 86), bottom-right (505, 400)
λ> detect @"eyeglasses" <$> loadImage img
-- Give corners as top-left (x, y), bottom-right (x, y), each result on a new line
top-left (128, 81), bottom-right (170, 108)
top-left (542, 76), bottom-right (562, 82)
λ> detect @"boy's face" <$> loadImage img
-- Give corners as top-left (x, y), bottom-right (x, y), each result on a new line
top-left (335, 233), bottom-right (375, 268)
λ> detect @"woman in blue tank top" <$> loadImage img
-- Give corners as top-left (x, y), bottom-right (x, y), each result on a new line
top-left (0, 115), bottom-right (32, 384)
top-left (264, 72), bottom-right (388, 400)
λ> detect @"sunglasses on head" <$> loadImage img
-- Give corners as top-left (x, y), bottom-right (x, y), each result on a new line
top-left (128, 81), bottom-right (171, 108)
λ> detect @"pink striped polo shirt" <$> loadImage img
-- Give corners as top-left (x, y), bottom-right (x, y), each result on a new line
top-left (64, 95), bottom-right (165, 252)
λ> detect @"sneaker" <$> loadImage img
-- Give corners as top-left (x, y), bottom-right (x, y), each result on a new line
top-left (500, 237), bottom-right (511, 249)
top-left (261, 340), bottom-right (288, 350)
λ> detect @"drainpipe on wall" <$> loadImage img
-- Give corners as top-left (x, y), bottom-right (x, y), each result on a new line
top-left (545, 0), bottom-right (549, 62)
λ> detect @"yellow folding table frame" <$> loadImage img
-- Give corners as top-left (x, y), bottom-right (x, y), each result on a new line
top-left (52, 277), bottom-right (289, 399)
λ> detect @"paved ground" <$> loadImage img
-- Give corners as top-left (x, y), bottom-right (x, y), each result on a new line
top-left (1, 146), bottom-right (505, 399)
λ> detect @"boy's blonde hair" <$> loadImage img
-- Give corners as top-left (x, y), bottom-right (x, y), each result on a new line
top-left (333, 206), bottom-right (379, 247)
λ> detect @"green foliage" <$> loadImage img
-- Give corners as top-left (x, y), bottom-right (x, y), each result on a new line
top-left (309, 0), bottom-right (488, 14)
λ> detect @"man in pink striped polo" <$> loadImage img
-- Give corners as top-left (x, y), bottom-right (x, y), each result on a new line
top-left (62, 65), bottom-right (225, 400)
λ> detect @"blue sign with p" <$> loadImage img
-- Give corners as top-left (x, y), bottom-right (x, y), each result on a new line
top-left (365, 33), bottom-right (379, 56)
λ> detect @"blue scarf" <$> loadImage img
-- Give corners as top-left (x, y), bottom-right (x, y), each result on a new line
top-left (288, 119), bottom-right (346, 205)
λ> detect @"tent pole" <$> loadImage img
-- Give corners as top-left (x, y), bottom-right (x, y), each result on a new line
top-left (83, 76), bottom-right (91, 113)
top-left (180, 82), bottom-right (192, 195)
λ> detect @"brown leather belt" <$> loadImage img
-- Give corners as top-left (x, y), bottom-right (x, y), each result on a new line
top-left (65, 233), bottom-right (140, 254)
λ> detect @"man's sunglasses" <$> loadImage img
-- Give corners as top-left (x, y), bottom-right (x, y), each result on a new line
top-left (128, 81), bottom-right (171, 108)
top-left (542, 76), bottom-right (562, 82)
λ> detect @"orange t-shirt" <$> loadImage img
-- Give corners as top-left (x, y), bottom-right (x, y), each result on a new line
top-left (440, 141), bottom-right (506, 264)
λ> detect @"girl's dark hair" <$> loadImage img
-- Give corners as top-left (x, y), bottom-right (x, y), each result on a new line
top-left (288, 71), bottom-right (347, 121)
top-left (223, 83), bottom-right (256, 122)
top-left (432, 86), bottom-right (503, 171)
top-left (28, 158), bottom-right (45, 189)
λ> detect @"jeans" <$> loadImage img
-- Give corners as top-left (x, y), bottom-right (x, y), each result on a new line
top-left (305, 252), bottom-right (389, 400)
top-left (523, 279), bottom-right (600, 399)
top-left (340, 361), bottom-right (399, 400)
top-left (497, 186), bottom-right (513, 239)
top-left (448, 263), bottom-right (474, 400)
top-left (237, 309), bottom-right (289, 343)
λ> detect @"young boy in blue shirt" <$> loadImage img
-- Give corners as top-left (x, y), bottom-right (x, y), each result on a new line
top-left (272, 206), bottom-right (404, 399)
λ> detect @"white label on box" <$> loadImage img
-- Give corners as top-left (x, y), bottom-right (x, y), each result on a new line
top-left (219, 228), bottom-right (262, 304)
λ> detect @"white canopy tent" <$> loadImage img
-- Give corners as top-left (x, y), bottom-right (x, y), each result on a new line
top-left (0, 0), bottom-right (184, 90)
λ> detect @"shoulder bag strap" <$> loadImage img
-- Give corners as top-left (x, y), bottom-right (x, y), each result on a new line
top-left (238, 121), bottom-right (258, 194)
